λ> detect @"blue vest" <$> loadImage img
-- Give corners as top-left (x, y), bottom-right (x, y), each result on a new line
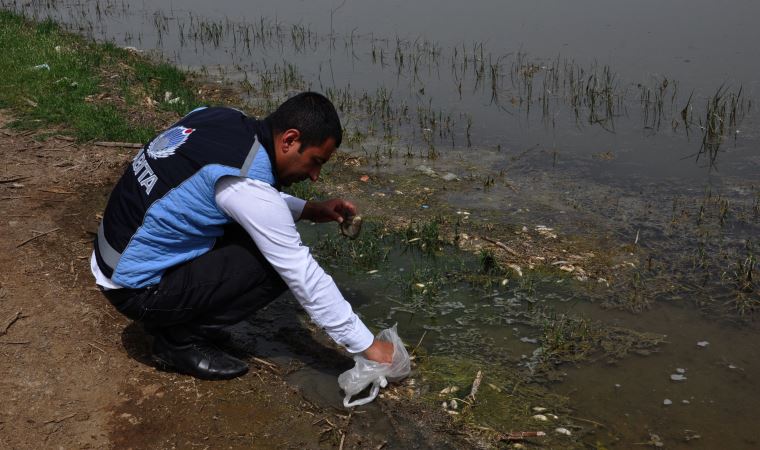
top-left (94, 107), bottom-right (278, 288)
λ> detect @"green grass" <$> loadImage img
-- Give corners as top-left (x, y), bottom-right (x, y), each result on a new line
top-left (0, 12), bottom-right (201, 142)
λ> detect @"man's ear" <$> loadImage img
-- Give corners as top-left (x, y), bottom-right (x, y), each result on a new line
top-left (281, 128), bottom-right (301, 153)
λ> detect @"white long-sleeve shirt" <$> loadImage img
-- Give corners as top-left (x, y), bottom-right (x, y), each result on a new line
top-left (91, 175), bottom-right (374, 353)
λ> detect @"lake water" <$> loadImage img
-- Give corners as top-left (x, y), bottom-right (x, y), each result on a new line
top-left (4, 0), bottom-right (759, 448)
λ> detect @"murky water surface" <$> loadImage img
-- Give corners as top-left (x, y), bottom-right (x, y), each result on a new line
top-left (4, 0), bottom-right (759, 447)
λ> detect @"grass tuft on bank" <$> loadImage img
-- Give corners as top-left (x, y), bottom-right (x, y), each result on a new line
top-left (0, 11), bottom-right (201, 142)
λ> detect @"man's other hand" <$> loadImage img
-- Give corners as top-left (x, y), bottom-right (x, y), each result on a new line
top-left (363, 339), bottom-right (394, 364)
top-left (301, 199), bottom-right (357, 223)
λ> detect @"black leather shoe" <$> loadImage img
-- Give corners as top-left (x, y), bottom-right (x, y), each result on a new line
top-left (151, 334), bottom-right (248, 380)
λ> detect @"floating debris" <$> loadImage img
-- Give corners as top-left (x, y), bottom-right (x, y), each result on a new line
top-left (682, 400), bottom-right (690, 404)
top-left (439, 386), bottom-right (459, 395)
top-left (520, 337), bottom-right (538, 344)
top-left (696, 341), bottom-right (709, 348)
top-left (670, 374), bottom-right (687, 382)
top-left (684, 430), bottom-right (702, 441)
top-left (648, 434), bottom-right (664, 447)
top-left (663, 399), bottom-right (673, 406)
top-left (535, 225), bottom-right (557, 239)
top-left (507, 264), bottom-right (523, 277)
top-left (414, 164), bottom-right (436, 177)
top-left (676, 368), bottom-right (686, 374)
top-left (532, 406), bottom-right (547, 413)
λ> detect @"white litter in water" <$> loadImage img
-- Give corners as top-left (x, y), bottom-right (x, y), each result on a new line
top-left (663, 399), bottom-right (673, 406)
top-left (670, 374), bottom-right (687, 381)
top-left (520, 337), bottom-right (538, 344)
top-left (696, 341), bottom-right (709, 347)
top-left (682, 400), bottom-right (690, 404)
top-left (676, 368), bottom-right (686, 374)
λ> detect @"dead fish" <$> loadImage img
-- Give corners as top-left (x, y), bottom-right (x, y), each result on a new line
top-left (340, 214), bottom-right (362, 239)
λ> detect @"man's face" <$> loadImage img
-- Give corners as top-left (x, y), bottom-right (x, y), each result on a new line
top-left (276, 134), bottom-right (336, 187)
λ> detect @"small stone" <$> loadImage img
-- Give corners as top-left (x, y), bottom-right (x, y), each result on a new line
top-left (682, 400), bottom-right (690, 404)
top-left (532, 407), bottom-right (547, 412)
top-left (663, 399), bottom-right (673, 405)
top-left (696, 341), bottom-right (709, 347)
top-left (441, 172), bottom-right (459, 182)
top-left (614, 384), bottom-right (621, 388)
top-left (555, 427), bottom-right (572, 436)
top-left (532, 414), bottom-right (548, 421)
top-left (676, 368), bottom-right (686, 374)
top-left (450, 399), bottom-right (458, 410)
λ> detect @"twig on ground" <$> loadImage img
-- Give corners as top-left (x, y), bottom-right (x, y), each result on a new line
top-left (88, 342), bottom-right (106, 353)
top-left (93, 141), bottom-right (143, 148)
top-left (481, 237), bottom-right (519, 256)
top-left (1, 311), bottom-right (25, 336)
top-left (16, 227), bottom-right (60, 248)
top-left (38, 188), bottom-right (76, 195)
top-left (252, 356), bottom-right (278, 370)
top-left (44, 412), bottom-right (77, 424)
top-left (0, 176), bottom-right (29, 184)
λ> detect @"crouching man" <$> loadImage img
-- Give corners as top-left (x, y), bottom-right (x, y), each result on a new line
top-left (91, 92), bottom-right (392, 379)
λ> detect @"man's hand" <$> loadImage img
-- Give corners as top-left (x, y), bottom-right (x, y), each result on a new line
top-left (363, 339), bottom-right (394, 364)
top-left (301, 199), bottom-right (357, 223)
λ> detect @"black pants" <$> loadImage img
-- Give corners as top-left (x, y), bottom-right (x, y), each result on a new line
top-left (104, 225), bottom-right (287, 343)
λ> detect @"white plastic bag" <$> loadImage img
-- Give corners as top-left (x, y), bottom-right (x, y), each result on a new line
top-left (338, 324), bottom-right (411, 407)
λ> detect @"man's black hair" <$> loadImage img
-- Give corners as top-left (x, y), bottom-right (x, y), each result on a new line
top-left (266, 92), bottom-right (342, 150)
